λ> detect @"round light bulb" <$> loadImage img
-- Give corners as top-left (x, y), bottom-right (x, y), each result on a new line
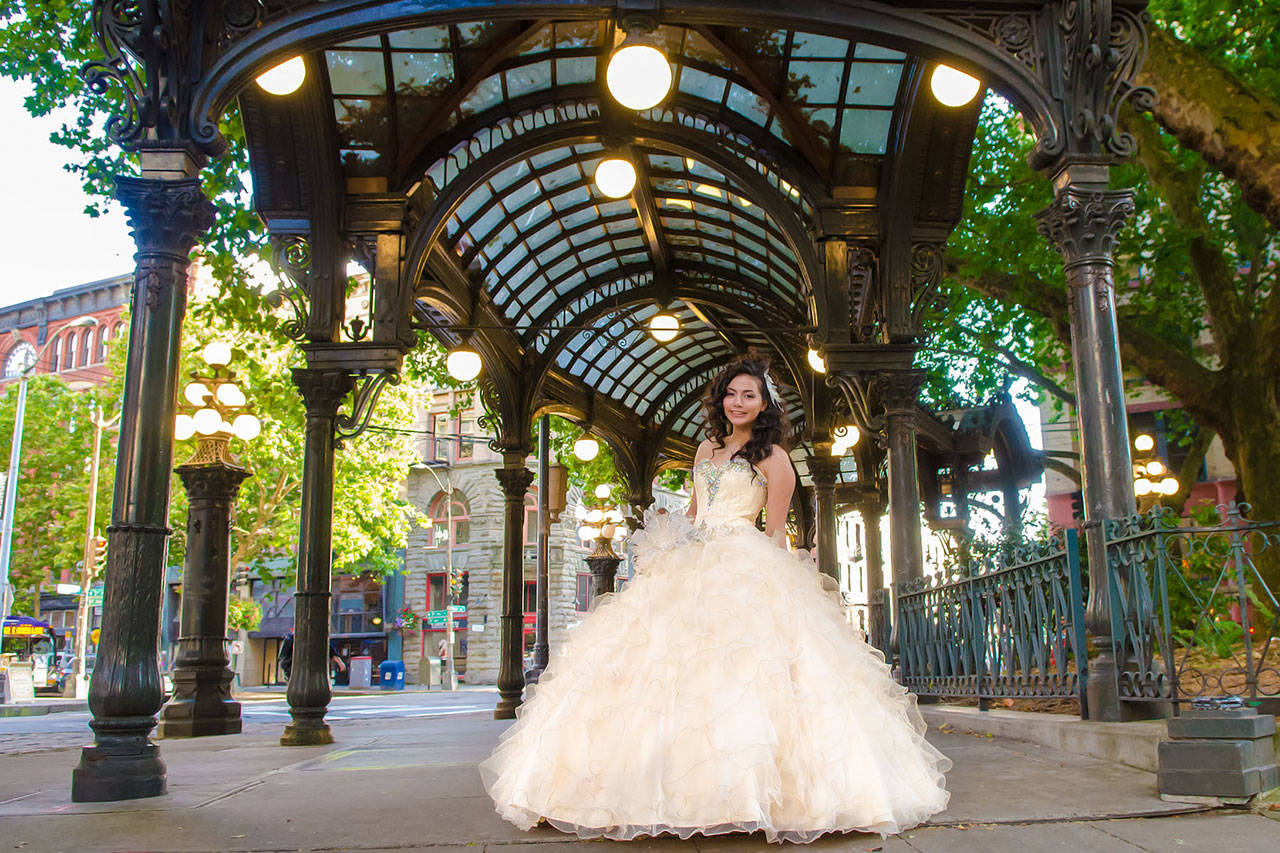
top-left (807, 348), bottom-right (826, 374)
top-left (1144, 459), bottom-right (1165, 477)
top-left (232, 413), bottom-right (262, 441)
top-left (574, 435), bottom-right (600, 461)
top-left (1134, 433), bottom-right (1155, 452)
top-left (574, 504), bottom-right (589, 520)
top-left (202, 341), bottom-right (233, 367)
top-left (446, 347), bottom-right (482, 381)
top-left (183, 381), bottom-right (211, 406)
top-left (174, 414), bottom-right (195, 441)
top-left (1134, 477), bottom-right (1153, 497)
top-left (930, 64), bottom-right (982, 107)
top-left (595, 158), bottom-right (637, 197)
top-left (256, 56), bottom-right (307, 96)
top-left (605, 41), bottom-right (672, 110)
top-left (606, 508), bottom-right (624, 524)
top-left (601, 523), bottom-right (617, 539)
top-left (586, 508), bottom-right (605, 524)
top-left (1160, 477), bottom-right (1179, 495)
top-left (579, 525), bottom-right (600, 541)
top-left (649, 312), bottom-right (679, 342)
top-left (594, 483), bottom-right (612, 499)
top-left (216, 383), bottom-right (246, 408)
top-left (193, 407), bottom-right (222, 435)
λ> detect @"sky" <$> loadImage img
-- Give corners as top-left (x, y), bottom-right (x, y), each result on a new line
top-left (0, 79), bottom-right (135, 306)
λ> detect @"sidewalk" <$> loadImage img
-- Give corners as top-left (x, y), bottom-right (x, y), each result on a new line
top-left (1, 702), bottom-right (1277, 852)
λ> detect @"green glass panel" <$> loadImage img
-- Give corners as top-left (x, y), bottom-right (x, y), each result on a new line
top-left (726, 83), bottom-right (769, 126)
top-left (801, 107), bottom-right (837, 142)
top-left (458, 73), bottom-right (504, 117)
top-left (788, 60), bottom-right (843, 104)
top-left (554, 21), bottom-right (598, 48)
top-left (854, 43), bottom-right (906, 60)
top-left (839, 109), bottom-right (893, 154)
top-left (326, 51), bottom-right (386, 96)
top-left (337, 36), bottom-right (382, 49)
top-left (555, 56), bottom-right (595, 85)
top-left (456, 21), bottom-right (501, 48)
top-left (683, 30), bottom-right (730, 69)
top-left (389, 27), bottom-right (449, 50)
top-left (334, 98), bottom-right (387, 147)
top-left (518, 25), bottom-right (553, 55)
top-left (506, 60), bottom-right (552, 99)
top-left (392, 52), bottom-right (454, 97)
top-left (677, 66), bottom-right (727, 103)
top-left (339, 149), bottom-right (387, 175)
top-left (845, 63), bottom-right (903, 106)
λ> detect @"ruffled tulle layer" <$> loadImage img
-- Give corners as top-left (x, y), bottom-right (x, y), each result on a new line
top-left (479, 516), bottom-right (950, 844)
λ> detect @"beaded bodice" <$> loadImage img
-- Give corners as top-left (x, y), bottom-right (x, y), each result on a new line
top-left (693, 456), bottom-right (768, 528)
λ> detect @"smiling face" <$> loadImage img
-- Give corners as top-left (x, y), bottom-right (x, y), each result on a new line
top-left (722, 372), bottom-right (767, 430)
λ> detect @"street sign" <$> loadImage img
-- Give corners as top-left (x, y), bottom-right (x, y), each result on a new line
top-left (87, 585), bottom-right (104, 608)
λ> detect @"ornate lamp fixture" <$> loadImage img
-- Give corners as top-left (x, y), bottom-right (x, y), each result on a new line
top-left (648, 312), bottom-right (679, 342)
top-left (577, 485), bottom-right (627, 559)
top-left (174, 342), bottom-right (261, 453)
top-left (573, 431), bottom-right (601, 461)
top-left (829, 424), bottom-right (862, 456)
top-left (445, 342), bottom-right (482, 382)
top-left (256, 56), bottom-right (306, 96)
top-left (807, 347), bottom-right (827, 374)
top-left (606, 20), bottom-right (672, 110)
top-left (1132, 433), bottom-right (1178, 497)
top-left (930, 64), bottom-right (982, 107)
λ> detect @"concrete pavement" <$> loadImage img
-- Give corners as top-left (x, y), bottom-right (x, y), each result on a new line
top-left (0, 689), bottom-right (1276, 851)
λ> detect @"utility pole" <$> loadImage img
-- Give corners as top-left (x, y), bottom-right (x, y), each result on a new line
top-left (73, 406), bottom-right (116, 698)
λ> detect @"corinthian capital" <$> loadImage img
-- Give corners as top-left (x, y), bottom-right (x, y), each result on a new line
top-left (291, 369), bottom-right (355, 420)
top-left (875, 370), bottom-right (926, 416)
top-left (495, 466), bottom-right (536, 498)
top-left (115, 176), bottom-right (215, 257)
top-left (1035, 188), bottom-right (1135, 272)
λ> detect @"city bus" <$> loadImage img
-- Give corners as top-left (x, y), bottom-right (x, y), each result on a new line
top-left (1, 615), bottom-right (59, 692)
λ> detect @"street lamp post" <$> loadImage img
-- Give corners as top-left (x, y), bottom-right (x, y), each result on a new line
top-left (0, 316), bottom-right (98, 669)
top-left (72, 405), bottom-right (120, 699)
top-left (577, 485), bottom-right (626, 609)
top-left (157, 342), bottom-right (260, 737)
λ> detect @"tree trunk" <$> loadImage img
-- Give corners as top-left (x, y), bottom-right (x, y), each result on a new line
top-left (1220, 375), bottom-right (1280, 591)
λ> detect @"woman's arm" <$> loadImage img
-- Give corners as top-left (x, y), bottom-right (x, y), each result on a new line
top-left (759, 445), bottom-right (796, 547)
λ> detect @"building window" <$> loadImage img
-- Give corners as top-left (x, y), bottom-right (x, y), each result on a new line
top-left (524, 580), bottom-right (536, 614)
top-left (433, 413), bottom-right (451, 462)
top-left (95, 326), bottom-right (108, 363)
top-left (65, 333), bottom-right (76, 370)
top-left (427, 572), bottom-right (447, 612)
top-left (459, 418), bottom-right (474, 459)
top-left (575, 573), bottom-right (591, 612)
top-left (426, 490), bottom-right (470, 547)
top-left (331, 574), bottom-right (383, 635)
top-left (523, 487), bottom-right (539, 546)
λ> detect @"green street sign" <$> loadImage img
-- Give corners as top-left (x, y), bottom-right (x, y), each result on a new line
top-left (86, 585), bottom-right (104, 608)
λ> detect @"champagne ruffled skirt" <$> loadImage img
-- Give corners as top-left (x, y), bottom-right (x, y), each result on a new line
top-left (479, 512), bottom-right (950, 844)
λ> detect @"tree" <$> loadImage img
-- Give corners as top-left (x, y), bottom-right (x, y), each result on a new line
top-left (924, 1), bottom-right (1280, 583)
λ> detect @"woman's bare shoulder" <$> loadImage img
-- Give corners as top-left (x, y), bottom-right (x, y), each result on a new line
top-left (693, 438), bottom-right (715, 462)
top-left (759, 444), bottom-right (793, 475)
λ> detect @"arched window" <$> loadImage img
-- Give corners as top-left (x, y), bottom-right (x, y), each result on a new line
top-left (523, 486), bottom-right (539, 546)
top-left (47, 335), bottom-right (60, 372)
top-left (78, 328), bottom-right (92, 367)
top-left (95, 326), bottom-right (109, 362)
top-left (64, 333), bottom-right (76, 371)
top-left (426, 490), bottom-right (470, 548)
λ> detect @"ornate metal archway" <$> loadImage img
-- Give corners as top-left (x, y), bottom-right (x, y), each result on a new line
top-left (76, 0), bottom-right (1153, 802)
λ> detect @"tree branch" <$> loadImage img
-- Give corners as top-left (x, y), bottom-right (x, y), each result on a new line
top-left (1160, 425), bottom-right (1216, 516)
top-left (1137, 25), bottom-right (1280, 231)
top-left (1042, 456), bottom-right (1082, 487)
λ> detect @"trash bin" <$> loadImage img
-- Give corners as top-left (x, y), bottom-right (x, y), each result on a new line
top-left (348, 655), bottom-right (373, 689)
top-left (379, 659), bottom-right (406, 691)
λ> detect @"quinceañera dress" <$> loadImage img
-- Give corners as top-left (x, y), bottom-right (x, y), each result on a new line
top-left (480, 456), bottom-right (950, 843)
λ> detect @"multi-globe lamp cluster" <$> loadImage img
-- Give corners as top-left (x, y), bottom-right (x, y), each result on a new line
top-left (251, 23), bottom-right (982, 387)
top-left (174, 342), bottom-right (262, 446)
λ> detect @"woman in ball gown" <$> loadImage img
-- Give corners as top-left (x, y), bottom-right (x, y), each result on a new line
top-left (480, 355), bottom-right (950, 844)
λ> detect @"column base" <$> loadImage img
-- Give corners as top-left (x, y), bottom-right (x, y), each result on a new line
top-left (1087, 653), bottom-right (1122, 721)
top-left (494, 694), bottom-right (521, 720)
top-left (281, 711), bottom-right (334, 746)
top-left (72, 727), bottom-right (167, 802)
top-left (157, 699), bottom-right (243, 738)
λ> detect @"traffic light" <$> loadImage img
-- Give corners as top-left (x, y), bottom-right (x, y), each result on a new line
top-left (91, 537), bottom-right (108, 576)
top-left (1069, 491), bottom-right (1084, 522)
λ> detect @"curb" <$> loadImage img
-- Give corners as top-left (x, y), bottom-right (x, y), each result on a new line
top-left (0, 700), bottom-right (89, 717)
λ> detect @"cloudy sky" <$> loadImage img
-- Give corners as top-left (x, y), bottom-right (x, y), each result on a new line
top-left (0, 79), bottom-right (135, 307)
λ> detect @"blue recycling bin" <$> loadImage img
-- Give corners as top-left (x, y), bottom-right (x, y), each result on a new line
top-left (379, 659), bottom-right (406, 691)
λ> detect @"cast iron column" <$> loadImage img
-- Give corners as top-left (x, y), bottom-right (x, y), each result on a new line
top-left (879, 371), bottom-right (926, 659)
top-left (158, 450), bottom-right (250, 737)
top-left (856, 498), bottom-right (888, 653)
top-left (71, 172), bottom-right (213, 802)
top-left (526, 417), bottom-right (551, 683)
top-left (281, 368), bottom-right (354, 746)
top-left (1036, 180), bottom-right (1137, 721)
top-left (495, 456), bottom-right (535, 719)
top-left (586, 552), bottom-right (621, 606)
top-left (807, 455), bottom-right (840, 585)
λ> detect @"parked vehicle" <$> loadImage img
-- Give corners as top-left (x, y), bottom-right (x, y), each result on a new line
top-left (2, 616), bottom-right (58, 692)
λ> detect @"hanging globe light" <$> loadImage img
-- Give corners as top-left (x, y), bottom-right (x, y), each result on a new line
top-left (1134, 433), bottom-right (1155, 452)
top-left (446, 344), bottom-right (482, 381)
top-left (202, 341), bottom-right (233, 367)
top-left (183, 381), bottom-right (211, 407)
top-left (1134, 477), bottom-right (1153, 497)
top-left (1144, 459), bottom-right (1165, 477)
top-left (595, 157), bottom-right (637, 197)
top-left (174, 414), bottom-right (196, 441)
top-left (256, 56), bottom-right (307, 96)
top-left (930, 64), bottom-right (982, 107)
top-left (606, 28), bottom-right (672, 110)
top-left (574, 432), bottom-right (600, 461)
top-left (1159, 476), bottom-right (1180, 495)
top-left (193, 407), bottom-right (222, 436)
top-left (216, 382), bottom-right (246, 408)
top-left (232, 413), bottom-right (262, 441)
top-left (807, 347), bottom-right (826, 374)
top-left (594, 483), bottom-right (613, 499)
top-left (648, 312), bottom-right (679, 342)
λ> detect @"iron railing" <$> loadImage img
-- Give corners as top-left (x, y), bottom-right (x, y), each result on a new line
top-left (895, 530), bottom-right (1088, 708)
top-left (1105, 504), bottom-right (1280, 709)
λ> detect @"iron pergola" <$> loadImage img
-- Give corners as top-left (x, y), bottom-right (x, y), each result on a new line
top-left (74, 0), bottom-right (1152, 802)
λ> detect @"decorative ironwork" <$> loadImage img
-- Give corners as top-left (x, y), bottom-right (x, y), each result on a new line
top-left (1035, 187), bottom-right (1136, 272)
top-left (896, 529), bottom-right (1088, 705)
top-left (270, 235), bottom-right (311, 342)
top-left (335, 369), bottom-right (400, 443)
top-left (1104, 503), bottom-right (1280, 707)
top-left (908, 242), bottom-right (945, 330)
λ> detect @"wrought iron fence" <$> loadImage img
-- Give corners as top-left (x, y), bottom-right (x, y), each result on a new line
top-left (1105, 504), bottom-right (1280, 709)
top-left (895, 530), bottom-right (1088, 708)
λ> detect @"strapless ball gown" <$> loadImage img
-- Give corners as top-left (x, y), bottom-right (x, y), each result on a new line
top-left (480, 456), bottom-right (950, 844)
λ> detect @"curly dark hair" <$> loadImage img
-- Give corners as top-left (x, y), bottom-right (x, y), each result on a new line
top-left (701, 354), bottom-right (790, 466)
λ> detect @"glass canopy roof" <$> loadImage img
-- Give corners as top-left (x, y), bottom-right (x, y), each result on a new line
top-left (318, 19), bottom-right (915, 446)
